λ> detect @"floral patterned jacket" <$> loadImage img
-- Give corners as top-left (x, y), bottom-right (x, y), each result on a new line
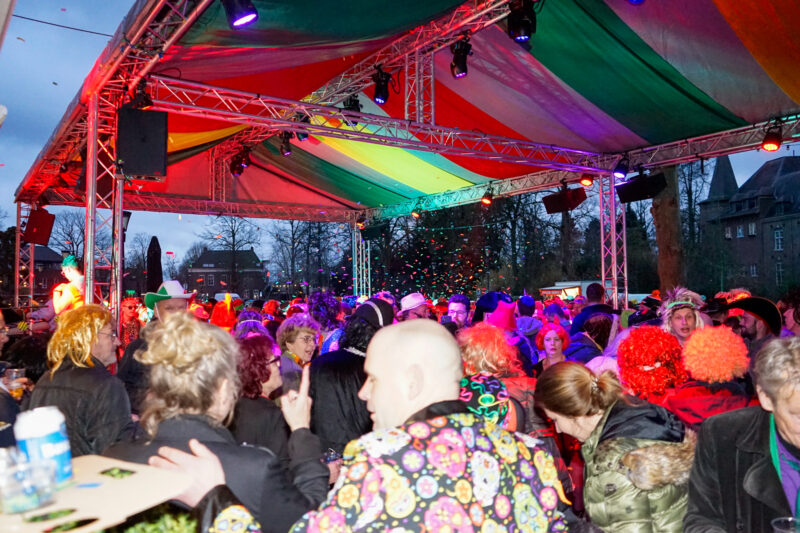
top-left (290, 401), bottom-right (570, 532)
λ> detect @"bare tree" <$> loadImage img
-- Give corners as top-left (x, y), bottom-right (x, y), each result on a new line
top-left (49, 209), bottom-right (111, 259)
top-left (197, 216), bottom-right (262, 292)
top-left (271, 220), bottom-right (307, 292)
top-left (178, 240), bottom-right (209, 284)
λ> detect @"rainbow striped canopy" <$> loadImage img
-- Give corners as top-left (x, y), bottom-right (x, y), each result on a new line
top-left (16, 0), bottom-right (800, 219)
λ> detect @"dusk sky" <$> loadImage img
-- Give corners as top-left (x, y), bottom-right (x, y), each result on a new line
top-left (1, 1), bottom-right (797, 262)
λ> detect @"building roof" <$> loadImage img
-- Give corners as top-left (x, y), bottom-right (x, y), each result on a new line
top-left (190, 248), bottom-right (262, 270)
top-left (716, 156), bottom-right (800, 220)
top-left (704, 155), bottom-right (738, 202)
top-left (23, 244), bottom-right (64, 263)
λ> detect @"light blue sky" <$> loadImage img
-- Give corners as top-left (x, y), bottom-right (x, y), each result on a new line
top-left (1, 1), bottom-right (797, 262)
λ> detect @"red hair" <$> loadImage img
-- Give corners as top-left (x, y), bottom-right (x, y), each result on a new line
top-left (617, 325), bottom-right (686, 398)
top-left (535, 322), bottom-right (570, 351)
top-left (457, 322), bottom-right (522, 375)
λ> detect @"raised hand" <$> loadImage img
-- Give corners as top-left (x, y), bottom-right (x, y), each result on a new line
top-left (281, 364), bottom-right (312, 431)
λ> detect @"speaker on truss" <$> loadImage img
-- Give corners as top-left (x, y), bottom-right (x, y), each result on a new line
top-left (542, 187), bottom-right (587, 214)
top-left (615, 172), bottom-right (667, 203)
top-left (116, 107), bottom-right (168, 177)
top-left (22, 208), bottom-right (55, 245)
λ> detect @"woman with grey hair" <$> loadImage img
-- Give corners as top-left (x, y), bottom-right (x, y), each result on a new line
top-left (276, 313), bottom-right (320, 392)
top-left (686, 336), bottom-right (799, 532)
top-left (104, 312), bottom-right (328, 529)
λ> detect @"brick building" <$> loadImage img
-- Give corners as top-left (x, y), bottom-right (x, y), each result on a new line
top-left (699, 155), bottom-right (800, 296)
top-left (187, 248), bottom-right (266, 300)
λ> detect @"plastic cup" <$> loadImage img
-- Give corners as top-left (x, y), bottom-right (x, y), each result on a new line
top-left (4, 368), bottom-right (25, 401)
top-left (772, 517), bottom-right (800, 533)
top-left (0, 461), bottom-right (56, 513)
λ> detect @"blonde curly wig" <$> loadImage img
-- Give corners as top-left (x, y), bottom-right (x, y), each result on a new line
top-left (659, 286), bottom-right (705, 338)
top-left (46, 304), bottom-right (111, 375)
top-left (136, 312), bottom-right (241, 436)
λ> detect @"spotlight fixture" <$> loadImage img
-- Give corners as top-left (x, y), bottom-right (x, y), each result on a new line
top-left (450, 36), bottom-right (472, 79)
top-left (507, 0), bottom-right (537, 42)
top-left (372, 66), bottom-right (392, 105)
top-left (579, 174), bottom-right (594, 187)
top-left (481, 189), bottom-right (493, 206)
top-left (356, 215), bottom-right (367, 230)
top-left (280, 131), bottom-right (293, 156)
top-left (342, 94), bottom-right (363, 127)
top-left (229, 158), bottom-right (245, 177)
top-left (761, 125), bottom-right (782, 152)
top-left (613, 157), bottom-right (630, 179)
top-left (410, 203), bottom-right (421, 219)
top-left (221, 0), bottom-right (259, 29)
top-left (294, 114), bottom-right (310, 141)
top-left (129, 81), bottom-right (153, 110)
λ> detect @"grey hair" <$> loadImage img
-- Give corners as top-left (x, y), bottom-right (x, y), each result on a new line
top-left (753, 337), bottom-right (800, 402)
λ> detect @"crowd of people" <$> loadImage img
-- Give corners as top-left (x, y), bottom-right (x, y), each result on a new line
top-left (2, 265), bottom-right (800, 532)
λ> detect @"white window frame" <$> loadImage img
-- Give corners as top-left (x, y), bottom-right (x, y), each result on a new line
top-left (725, 227), bottom-right (732, 239)
top-left (736, 225), bottom-right (744, 238)
top-left (748, 222), bottom-right (756, 236)
top-left (776, 262), bottom-right (784, 285)
top-left (749, 264), bottom-right (758, 278)
top-left (207, 274), bottom-right (215, 287)
top-left (775, 228), bottom-right (784, 251)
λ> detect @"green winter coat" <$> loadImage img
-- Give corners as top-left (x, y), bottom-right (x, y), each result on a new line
top-left (581, 398), bottom-right (696, 532)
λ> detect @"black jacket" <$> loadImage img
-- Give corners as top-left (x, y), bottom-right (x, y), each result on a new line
top-left (308, 348), bottom-right (371, 454)
top-left (27, 357), bottom-right (134, 456)
top-left (104, 414), bottom-right (328, 532)
top-left (117, 336), bottom-right (149, 415)
top-left (570, 303), bottom-right (616, 335)
top-left (228, 396), bottom-right (290, 467)
top-left (685, 406), bottom-right (792, 532)
top-left (0, 389), bottom-right (19, 447)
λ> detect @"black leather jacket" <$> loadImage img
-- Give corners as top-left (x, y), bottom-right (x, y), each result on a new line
top-left (27, 357), bottom-right (134, 456)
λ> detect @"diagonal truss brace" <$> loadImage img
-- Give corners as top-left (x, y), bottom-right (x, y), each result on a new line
top-left (147, 75), bottom-right (606, 172)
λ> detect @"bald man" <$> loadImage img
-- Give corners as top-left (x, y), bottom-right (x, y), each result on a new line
top-left (290, 320), bottom-right (588, 532)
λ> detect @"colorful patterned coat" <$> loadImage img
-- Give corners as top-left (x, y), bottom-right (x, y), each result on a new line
top-left (290, 408), bottom-right (569, 532)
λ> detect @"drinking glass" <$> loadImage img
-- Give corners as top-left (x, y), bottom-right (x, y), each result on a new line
top-left (773, 517), bottom-right (800, 533)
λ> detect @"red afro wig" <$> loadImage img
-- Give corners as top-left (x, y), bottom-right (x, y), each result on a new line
top-left (535, 322), bottom-right (570, 351)
top-left (682, 326), bottom-right (749, 383)
top-left (617, 325), bottom-right (687, 398)
top-left (457, 322), bottom-right (522, 375)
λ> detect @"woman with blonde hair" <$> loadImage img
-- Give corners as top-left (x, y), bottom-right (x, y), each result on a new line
top-left (28, 305), bottom-right (132, 456)
top-left (104, 312), bottom-right (328, 528)
top-left (534, 362), bottom-right (695, 532)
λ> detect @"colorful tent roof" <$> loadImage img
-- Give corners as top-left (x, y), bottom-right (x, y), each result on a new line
top-left (16, 0), bottom-right (800, 220)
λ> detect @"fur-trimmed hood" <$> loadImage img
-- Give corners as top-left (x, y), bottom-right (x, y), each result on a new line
top-left (618, 429), bottom-right (696, 489)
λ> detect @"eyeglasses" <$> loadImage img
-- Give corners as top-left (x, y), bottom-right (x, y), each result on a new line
top-left (122, 305), bottom-right (137, 310)
top-left (268, 356), bottom-right (281, 366)
top-left (297, 335), bottom-right (317, 345)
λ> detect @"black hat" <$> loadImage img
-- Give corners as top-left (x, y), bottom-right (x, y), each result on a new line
top-left (353, 298), bottom-right (395, 329)
top-left (702, 297), bottom-right (728, 315)
top-left (727, 297), bottom-right (782, 336)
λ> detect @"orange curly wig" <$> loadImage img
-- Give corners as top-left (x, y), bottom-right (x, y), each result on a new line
top-left (682, 326), bottom-right (749, 383)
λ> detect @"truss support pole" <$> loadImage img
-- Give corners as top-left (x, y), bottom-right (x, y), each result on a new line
top-left (14, 202), bottom-right (35, 309)
top-left (84, 92), bottom-right (121, 322)
top-left (351, 227), bottom-right (371, 297)
top-left (598, 174), bottom-right (628, 309)
top-left (404, 50), bottom-right (435, 124)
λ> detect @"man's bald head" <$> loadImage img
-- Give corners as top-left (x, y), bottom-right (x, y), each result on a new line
top-left (359, 320), bottom-right (463, 429)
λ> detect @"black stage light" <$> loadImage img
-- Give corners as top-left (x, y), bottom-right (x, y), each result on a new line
top-left (372, 66), bottom-right (392, 105)
top-left (507, 0), bottom-right (537, 43)
top-left (221, 0), bottom-right (258, 29)
top-left (280, 131), bottom-right (293, 156)
top-left (342, 95), bottom-right (363, 126)
top-left (761, 126), bottom-right (782, 152)
top-left (294, 114), bottom-right (311, 141)
top-left (450, 37), bottom-right (472, 79)
top-left (613, 156), bottom-right (630, 180)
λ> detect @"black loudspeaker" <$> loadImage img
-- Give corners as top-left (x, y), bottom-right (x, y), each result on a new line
top-left (542, 187), bottom-right (587, 214)
top-left (116, 107), bottom-right (168, 177)
top-left (22, 209), bottom-right (55, 245)
top-left (615, 172), bottom-right (667, 203)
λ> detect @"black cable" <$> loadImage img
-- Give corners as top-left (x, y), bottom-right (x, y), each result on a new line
top-left (12, 14), bottom-right (113, 37)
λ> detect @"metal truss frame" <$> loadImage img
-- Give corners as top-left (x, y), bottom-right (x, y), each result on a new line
top-left (210, 1), bottom-right (510, 170)
top-left (404, 51), bottom-right (435, 124)
top-left (308, 0), bottom-right (512, 107)
top-left (629, 114), bottom-right (800, 170)
top-left (352, 227), bottom-right (371, 297)
top-left (13, 203), bottom-right (35, 309)
top-left (147, 75), bottom-right (606, 172)
top-left (366, 168), bottom-right (583, 219)
top-left (598, 173), bottom-right (627, 309)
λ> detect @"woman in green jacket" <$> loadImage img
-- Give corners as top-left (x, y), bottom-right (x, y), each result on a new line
top-left (534, 362), bottom-right (696, 532)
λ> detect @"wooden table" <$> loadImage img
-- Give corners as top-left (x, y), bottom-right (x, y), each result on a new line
top-left (0, 455), bottom-right (191, 532)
